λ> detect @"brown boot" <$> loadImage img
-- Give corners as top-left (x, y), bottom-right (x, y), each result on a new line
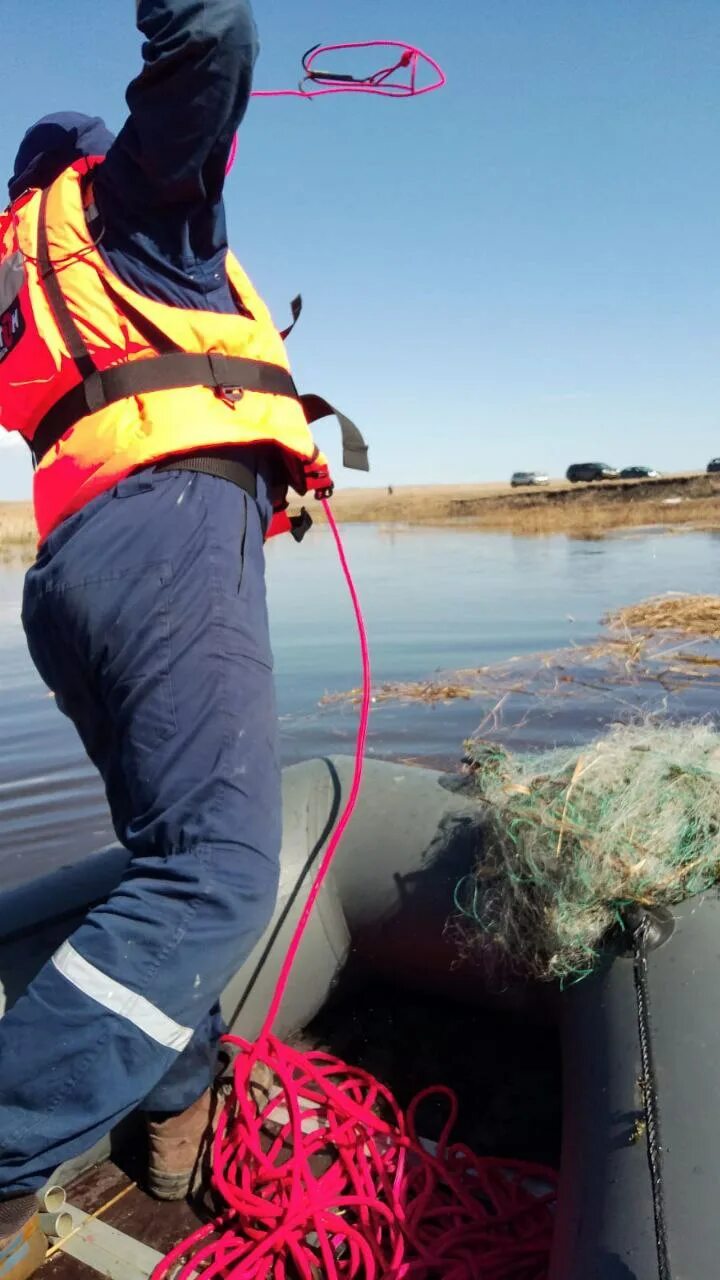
top-left (0, 1199), bottom-right (46, 1280)
top-left (146, 1089), bottom-right (217, 1201)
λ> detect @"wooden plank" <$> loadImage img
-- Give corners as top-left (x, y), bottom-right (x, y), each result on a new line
top-left (36, 1158), bottom-right (205, 1277)
top-left (56, 1156), bottom-right (205, 1254)
top-left (100, 1180), bottom-right (205, 1255)
top-left (40, 1254), bottom-right (99, 1280)
top-left (57, 1205), bottom-right (164, 1280)
top-left (60, 1162), bottom-right (133, 1216)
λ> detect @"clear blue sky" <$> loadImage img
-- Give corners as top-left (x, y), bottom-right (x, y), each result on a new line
top-left (1, 1), bottom-right (720, 498)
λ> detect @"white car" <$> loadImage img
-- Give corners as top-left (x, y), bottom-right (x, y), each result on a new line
top-left (510, 471), bottom-right (550, 488)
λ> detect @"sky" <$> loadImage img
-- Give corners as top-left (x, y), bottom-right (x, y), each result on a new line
top-left (1, 1), bottom-right (720, 498)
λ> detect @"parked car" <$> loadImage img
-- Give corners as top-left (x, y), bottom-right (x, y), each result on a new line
top-left (566, 462), bottom-right (619, 483)
top-left (619, 466), bottom-right (661, 480)
top-left (510, 471), bottom-right (550, 488)
top-left (707, 459), bottom-right (720, 474)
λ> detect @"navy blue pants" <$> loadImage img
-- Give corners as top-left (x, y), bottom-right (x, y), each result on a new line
top-left (0, 470), bottom-right (280, 1194)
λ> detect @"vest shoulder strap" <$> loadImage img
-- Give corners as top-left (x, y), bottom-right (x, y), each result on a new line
top-left (31, 186), bottom-right (299, 462)
top-left (30, 184), bottom-right (370, 476)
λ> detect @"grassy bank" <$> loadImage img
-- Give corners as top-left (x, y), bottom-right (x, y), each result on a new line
top-left (2, 473), bottom-right (719, 551)
top-left (0, 502), bottom-right (35, 558)
top-left (320, 472), bottom-right (720, 535)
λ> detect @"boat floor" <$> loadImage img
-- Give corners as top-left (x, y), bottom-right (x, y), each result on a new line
top-left (39, 1158), bottom-right (204, 1279)
top-left (39, 980), bottom-right (561, 1277)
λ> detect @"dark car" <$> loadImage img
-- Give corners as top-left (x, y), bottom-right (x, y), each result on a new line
top-left (566, 462), bottom-right (619, 483)
top-left (619, 466), bottom-right (661, 480)
top-left (707, 459), bottom-right (720, 473)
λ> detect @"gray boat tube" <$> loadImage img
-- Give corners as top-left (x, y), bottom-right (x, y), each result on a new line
top-left (550, 892), bottom-right (720, 1280)
top-left (0, 758), bottom-right (480, 1026)
top-left (221, 755), bottom-right (489, 1040)
top-left (0, 755), bottom-right (718, 1277)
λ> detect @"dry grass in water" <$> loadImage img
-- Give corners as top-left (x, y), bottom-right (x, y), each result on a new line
top-left (607, 594), bottom-right (720, 638)
top-left (320, 680), bottom-right (476, 707)
top-left (322, 591), bottom-right (720, 721)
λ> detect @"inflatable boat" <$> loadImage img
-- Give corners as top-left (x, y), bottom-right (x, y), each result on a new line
top-left (0, 756), bottom-right (717, 1279)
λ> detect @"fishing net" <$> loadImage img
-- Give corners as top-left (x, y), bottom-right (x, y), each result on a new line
top-left (454, 722), bottom-right (720, 984)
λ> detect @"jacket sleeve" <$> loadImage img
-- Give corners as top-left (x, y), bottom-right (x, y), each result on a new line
top-left (108, 0), bottom-right (259, 207)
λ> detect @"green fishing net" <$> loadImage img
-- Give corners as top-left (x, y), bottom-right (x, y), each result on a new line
top-left (455, 723), bottom-right (720, 983)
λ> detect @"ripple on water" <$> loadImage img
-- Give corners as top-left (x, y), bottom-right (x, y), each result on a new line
top-left (1, 525), bottom-right (719, 888)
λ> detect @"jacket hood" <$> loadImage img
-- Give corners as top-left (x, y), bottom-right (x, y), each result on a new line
top-left (8, 112), bottom-right (115, 202)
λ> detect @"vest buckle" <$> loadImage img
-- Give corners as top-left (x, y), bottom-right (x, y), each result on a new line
top-left (215, 385), bottom-right (245, 408)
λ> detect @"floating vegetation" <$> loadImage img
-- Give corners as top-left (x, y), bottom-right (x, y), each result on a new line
top-left (320, 598), bottom-right (720, 748)
top-left (320, 680), bottom-right (476, 706)
top-left (606, 593), bottom-right (720, 638)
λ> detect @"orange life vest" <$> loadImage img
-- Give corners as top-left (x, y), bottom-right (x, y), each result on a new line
top-left (0, 157), bottom-right (368, 543)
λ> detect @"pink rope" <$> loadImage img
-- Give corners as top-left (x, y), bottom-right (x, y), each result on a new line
top-left (151, 502), bottom-right (557, 1280)
top-left (226, 40), bottom-right (445, 171)
top-left (252, 41), bottom-right (446, 101)
top-left (259, 499), bottom-right (371, 1038)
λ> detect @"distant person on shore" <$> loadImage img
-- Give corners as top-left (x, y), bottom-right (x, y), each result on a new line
top-left (0, 3), bottom-right (368, 1272)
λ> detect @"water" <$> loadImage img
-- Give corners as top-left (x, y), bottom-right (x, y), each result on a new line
top-left (1, 524), bottom-right (719, 889)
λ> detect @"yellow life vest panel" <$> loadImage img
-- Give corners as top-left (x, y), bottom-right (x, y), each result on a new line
top-left (0, 157), bottom-right (368, 542)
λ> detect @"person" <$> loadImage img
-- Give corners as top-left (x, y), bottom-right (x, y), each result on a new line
top-left (0, 4), bottom-right (366, 1275)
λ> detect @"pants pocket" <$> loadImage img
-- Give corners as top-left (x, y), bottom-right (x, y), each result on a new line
top-left (35, 561), bottom-right (177, 757)
top-left (103, 563), bottom-right (178, 754)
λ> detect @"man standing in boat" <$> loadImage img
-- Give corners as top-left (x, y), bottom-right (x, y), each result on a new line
top-left (0, 3), bottom-right (365, 1273)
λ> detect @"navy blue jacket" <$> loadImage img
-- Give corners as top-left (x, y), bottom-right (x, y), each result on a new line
top-left (10, 0), bottom-right (259, 311)
top-left (9, 1), bottom-right (275, 517)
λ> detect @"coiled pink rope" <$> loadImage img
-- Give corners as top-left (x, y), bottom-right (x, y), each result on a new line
top-left (226, 40), bottom-right (446, 172)
top-left (253, 41), bottom-right (446, 100)
top-left (151, 502), bottom-right (557, 1280)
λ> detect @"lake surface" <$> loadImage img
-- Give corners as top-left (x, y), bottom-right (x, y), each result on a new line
top-left (1, 523), bottom-right (718, 889)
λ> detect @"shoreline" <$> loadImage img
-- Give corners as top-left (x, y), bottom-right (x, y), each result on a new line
top-left (318, 472), bottom-right (720, 535)
top-left (3, 472), bottom-right (720, 553)
top-left (0, 502), bottom-right (35, 558)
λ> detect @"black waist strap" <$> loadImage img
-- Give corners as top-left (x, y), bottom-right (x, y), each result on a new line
top-left (30, 353), bottom-right (298, 464)
top-left (153, 449), bottom-right (258, 498)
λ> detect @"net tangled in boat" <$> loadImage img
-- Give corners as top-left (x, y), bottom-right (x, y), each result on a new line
top-left (454, 722), bottom-right (720, 984)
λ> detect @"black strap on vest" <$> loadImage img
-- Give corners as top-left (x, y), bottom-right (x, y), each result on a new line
top-left (36, 187), bottom-right (106, 414)
top-left (29, 190), bottom-right (370, 477)
top-left (279, 294), bottom-right (303, 342)
top-left (31, 353), bottom-right (299, 464)
top-left (300, 393), bottom-right (369, 472)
